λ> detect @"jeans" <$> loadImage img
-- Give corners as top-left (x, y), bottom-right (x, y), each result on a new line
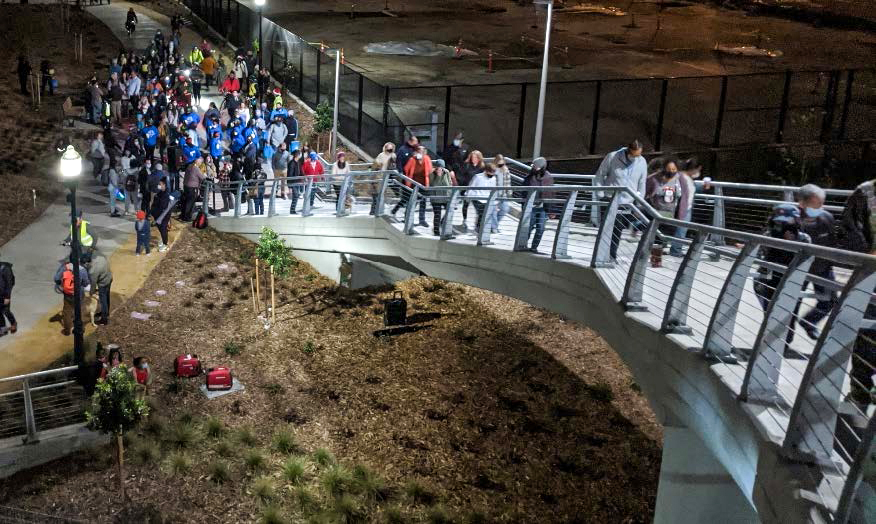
top-left (609, 213), bottom-right (637, 260)
top-left (92, 156), bottom-right (104, 179)
top-left (254, 186), bottom-right (265, 215)
top-left (182, 186), bottom-right (198, 221)
top-left (97, 281), bottom-right (112, 323)
top-left (391, 192), bottom-right (426, 223)
top-left (473, 201), bottom-right (487, 232)
top-left (289, 185), bottom-right (301, 214)
top-left (124, 188), bottom-right (139, 216)
top-left (157, 217), bottom-right (170, 245)
top-left (787, 270), bottom-right (838, 344)
top-left (220, 189), bottom-right (234, 211)
top-left (136, 232), bottom-right (151, 254)
top-left (0, 299), bottom-right (15, 330)
top-left (528, 206), bottom-right (547, 250)
top-left (492, 200), bottom-right (509, 231)
top-left (108, 184), bottom-right (118, 214)
top-left (140, 188), bottom-right (152, 213)
top-left (432, 203), bottom-right (446, 235)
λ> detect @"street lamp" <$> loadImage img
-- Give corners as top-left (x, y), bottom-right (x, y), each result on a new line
top-left (532, 0), bottom-right (553, 159)
top-left (330, 48), bottom-right (340, 160)
top-left (59, 145), bottom-right (84, 367)
top-left (254, 0), bottom-right (265, 70)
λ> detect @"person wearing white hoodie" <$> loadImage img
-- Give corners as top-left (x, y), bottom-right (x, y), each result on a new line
top-left (468, 163), bottom-right (498, 233)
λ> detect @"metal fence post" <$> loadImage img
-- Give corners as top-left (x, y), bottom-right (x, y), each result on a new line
top-left (382, 87), bottom-right (390, 132)
top-left (22, 379), bottom-right (39, 444)
top-left (336, 174), bottom-right (352, 216)
top-left (783, 269), bottom-right (876, 465)
top-left (234, 182), bottom-right (242, 217)
top-left (776, 70), bottom-right (792, 143)
top-left (591, 192), bottom-right (620, 267)
top-left (589, 80), bottom-right (602, 155)
top-left (516, 83), bottom-right (527, 159)
top-left (838, 69), bottom-right (855, 140)
top-left (621, 219), bottom-right (659, 310)
top-left (298, 46), bottom-right (304, 97)
top-left (403, 186), bottom-right (420, 235)
top-left (315, 48), bottom-right (321, 105)
top-left (713, 75), bottom-right (728, 148)
top-left (374, 171), bottom-right (391, 217)
top-left (477, 191), bottom-right (499, 246)
top-left (836, 414), bottom-right (876, 523)
top-left (740, 252), bottom-right (815, 404)
top-left (440, 189), bottom-right (461, 240)
top-left (820, 70), bottom-right (840, 143)
top-left (661, 231), bottom-right (706, 334)
top-left (357, 75), bottom-right (364, 145)
top-left (267, 179), bottom-right (277, 217)
top-left (302, 177), bottom-right (314, 217)
top-left (710, 185), bottom-right (725, 247)
top-left (654, 78), bottom-right (669, 151)
top-left (552, 190), bottom-right (578, 259)
top-left (513, 191), bottom-right (538, 251)
top-left (443, 86), bottom-right (452, 152)
top-left (702, 242), bottom-right (759, 362)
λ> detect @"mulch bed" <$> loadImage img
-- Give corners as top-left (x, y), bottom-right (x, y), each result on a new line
top-left (0, 227), bottom-right (661, 522)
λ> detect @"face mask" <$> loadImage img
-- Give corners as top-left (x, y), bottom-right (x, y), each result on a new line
top-left (453, 139), bottom-right (461, 147)
top-left (415, 154), bottom-right (423, 160)
top-left (804, 207), bottom-right (822, 217)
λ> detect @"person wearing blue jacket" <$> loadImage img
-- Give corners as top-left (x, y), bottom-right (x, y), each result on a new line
top-left (229, 128), bottom-right (245, 155)
top-left (141, 120), bottom-right (158, 160)
top-left (284, 110), bottom-right (299, 145)
top-left (181, 137), bottom-right (200, 164)
top-left (206, 116), bottom-right (221, 139)
top-left (180, 107), bottom-right (200, 129)
top-left (243, 120), bottom-right (259, 149)
top-left (209, 132), bottom-right (225, 172)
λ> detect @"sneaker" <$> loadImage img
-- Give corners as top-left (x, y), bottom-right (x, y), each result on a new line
top-left (491, 228), bottom-right (499, 234)
top-left (9, 324), bottom-right (15, 334)
top-left (0, 327), bottom-right (7, 337)
top-left (135, 253), bottom-right (140, 257)
top-left (460, 223), bottom-right (468, 232)
top-left (804, 326), bottom-right (821, 340)
top-left (529, 247), bottom-right (540, 254)
top-left (158, 244), bottom-right (168, 253)
top-left (418, 221), bottom-right (429, 228)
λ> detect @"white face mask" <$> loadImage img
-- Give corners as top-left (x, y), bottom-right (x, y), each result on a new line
top-left (453, 139), bottom-right (461, 147)
top-left (415, 154), bottom-right (423, 160)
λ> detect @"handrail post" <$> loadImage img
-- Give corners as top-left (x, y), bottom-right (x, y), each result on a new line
top-left (662, 231), bottom-right (707, 334)
top-left (440, 189), bottom-right (461, 240)
top-left (302, 177), bottom-right (314, 217)
top-left (477, 190), bottom-right (499, 246)
top-left (202, 180), bottom-right (210, 214)
top-left (374, 171), bottom-right (391, 217)
top-left (552, 190), bottom-right (578, 259)
top-left (22, 379), bottom-right (39, 444)
top-left (783, 269), bottom-right (876, 465)
top-left (513, 191), bottom-right (538, 251)
top-left (836, 413), bottom-right (876, 524)
top-left (711, 185), bottom-right (725, 247)
top-left (740, 252), bottom-right (815, 404)
top-left (336, 174), bottom-right (352, 216)
top-left (234, 182), bottom-right (242, 217)
top-left (591, 192), bottom-right (621, 268)
top-left (702, 242), bottom-right (759, 363)
top-left (267, 179), bottom-right (277, 217)
top-left (621, 218), bottom-right (660, 311)
top-left (403, 186), bottom-right (420, 235)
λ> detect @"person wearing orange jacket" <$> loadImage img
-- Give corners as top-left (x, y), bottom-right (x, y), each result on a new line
top-left (200, 53), bottom-right (217, 90)
top-left (392, 145), bottom-right (431, 227)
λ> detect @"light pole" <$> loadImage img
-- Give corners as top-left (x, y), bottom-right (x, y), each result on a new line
top-left (330, 48), bottom-right (340, 160)
top-left (532, 0), bottom-right (553, 159)
top-left (59, 145), bottom-right (84, 366)
top-left (254, 0), bottom-right (265, 70)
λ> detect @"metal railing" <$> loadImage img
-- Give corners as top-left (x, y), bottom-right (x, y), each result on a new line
top-left (0, 367), bottom-right (86, 444)
top-left (203, 169), bottom-right (876, 522)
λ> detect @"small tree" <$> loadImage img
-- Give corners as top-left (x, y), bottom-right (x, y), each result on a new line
top-left (313, 100), bottom-right (333, 152)
top-left (86, 366), bottom-right (149, 500)
top-left (255, 226), bottom-right (296, 278)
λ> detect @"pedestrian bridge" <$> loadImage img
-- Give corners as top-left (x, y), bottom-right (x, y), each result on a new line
top-left (204, 167), bottom-right (876, 524)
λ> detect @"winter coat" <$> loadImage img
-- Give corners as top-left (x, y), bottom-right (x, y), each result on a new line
top-left (457, 162), bottom-right (483, 187)
top-left (268, 122), bottom-right (288, 148)
top-left (522, 170), bottom-right (554, 207)
top-left (468, 172), bottom-right (497, 202)
top-left (841, 180), bottom-right (876, 254)
top-left (593, 147), bottom-right (647, 206)
top-left (302, 159), bottom-right (324, 179)
top-left (272, 150), bottom-right (291, 173)
top-left (368, 143), bottom-right (396, 194)
top-left (403, 156), bottom-right (432, 187)
top-left (0, 262), bottom-right (13, 299)
top-left (184, 163), bottom-right (206, 188)
top-left (135, 219), bottom-right (150, 243)
top-left (88, 251), bottom-right (113, 288)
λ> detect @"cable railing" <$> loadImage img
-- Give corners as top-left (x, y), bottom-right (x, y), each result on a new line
top-left (0, 366), bottom-right (86, 444)
top-left (202, 168), bottom-right (876, 522)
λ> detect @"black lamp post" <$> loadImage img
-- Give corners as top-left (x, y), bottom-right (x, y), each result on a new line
top-left (60, 145), bottom-right (84, 366)
top-left (255, 0), bottom-right (265, 69)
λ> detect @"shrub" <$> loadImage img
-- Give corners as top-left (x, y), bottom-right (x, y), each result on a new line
top-left (142, 415), bottom-right (167, 437)
top-left (224, 341), bottom-right (244, 356)
top-left (254, 227), bottom-right (296, 278)
top-left (583, 382), bottom-right (614, 403)
top-left (313, 448), bottom-right (336, 467)
top-left (404, 481), bottom-right (436, 505)
top-left (251, 476), bottom-right (276, 503)
top-left (205, 416), bottom-right (224, 438)
top-left (167, 422), bottom-right (198, 449)
top-left (209, 460), bottom-right (230, 484)
top-left (178, 412), bottom-right (194, 425)
top-left (282, 456), bottom-right (308, 484)
top-left (332, 494), bottom-right (364, 522)
top-left (263, 383), bottom-right (284, 396)
top-left (273, 430), bottom-right (298, 454)
top-left (383, 506), bottom-right (407, 524)
top-left (237, 427), bottom-right (258, 447)
top-left (132, 439), bottom-right (161, 465)
top-left (165, 379), bottom-right (190, 396)
top-left (321, 465), bottom-right (354, 498)
top-left (260, 505), bottom-right (287, 524)
top-left (426, 505), bottom-right (454, 524)
top-left (294, 486), bottom-right (317, 512)
top-left (245, 449), bottom-right (267, 472)
top-left (302, 341), bottom-right (316, 354)
top-left (352, 464), bottom-right (388, 502)
top-left (215, 439), bottom-right (235, 457)
top-left (464, 511), bottom-right (487, 524)
top-left (166, 451), bottom-right (191, 475)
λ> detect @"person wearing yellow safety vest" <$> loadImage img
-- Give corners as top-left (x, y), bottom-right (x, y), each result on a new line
top-left (188, 46), bottom-right (204, 67)
top-left (63, 212), bottom-right (97, 253)
top-left (271, 87), bottom-right (282, 111)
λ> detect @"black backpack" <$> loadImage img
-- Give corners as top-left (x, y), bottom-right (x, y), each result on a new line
top-left (0, 263), bottom-right (14, 291)
top-left (383, 291), bottom-right (407, 327)
top-left (125, 173), bottom-right (138, 192)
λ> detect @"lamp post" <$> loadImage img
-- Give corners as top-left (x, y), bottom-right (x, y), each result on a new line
top-left (254, 0), bottom-right (265, 70)
top-left (330, 48), bottom-right (340, 160)
top-left (59, 145), bottom-right (84, 366)
top-left (532, 0), bottom-right (553, 159)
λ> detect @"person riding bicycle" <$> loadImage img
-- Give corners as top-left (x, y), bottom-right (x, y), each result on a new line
top-left (125, 8), bottom-right (138, 36)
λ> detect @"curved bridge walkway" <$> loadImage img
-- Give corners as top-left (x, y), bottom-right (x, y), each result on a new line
top-left (206, 170), bottom-right (876, 524)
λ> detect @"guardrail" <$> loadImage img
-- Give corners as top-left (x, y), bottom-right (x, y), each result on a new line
top-left (0, 366), bottom-right (86, 444)
top-left (204, 169), bottom-right (876, 521)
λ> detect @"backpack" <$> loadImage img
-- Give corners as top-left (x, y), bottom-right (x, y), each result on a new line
top-left (61, 269), bottom-right (75, 296)
top-left (125, 173), bottom-right (138, 192)
top-left (0, 263), bottom-right (13, 291)
top-left (192, 210), bottom-right (208, 229)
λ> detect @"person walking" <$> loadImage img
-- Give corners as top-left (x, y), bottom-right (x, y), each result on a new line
top-left (457, 150), bottom-right (486, 231)
top-left (53, 256), bottom-right (90, 336)
top-left (287, 149), bottom-right (302, 214)
top-left (272, 142), bottom-right (291, 199)
top-left (670, 157), bottom-right (710, 257)
top-left (369, 142), bottom-right (396, 215)
top-left (150, 177), bottom-right (176, 252)
top-left (89, 132), bottom-right (107, 180)
top-left (301, 151), bottom-right (324, 208)
top-left (492, 154), bottom-right (512, 233)
top-left (645, 158), bottom-right (682, 266)
top-left (0, 254), bottom-right (15, 337)
top-left (107, 160), bottom-right (122, 217)
top-left (135, 210), bottom-right (151, 255)
top-left (393, 146), bottom-right (431, 226)
top-left (331, 151), bottom-right (351, 202)
top-left (469, 163), bottom-right (498, 233)
top-left (200, 53), bottom-right (217, 90)
top-left (182, 157), bottom-right (206, 221)
top-left (86, 251), bottom-right (113, 326)
top-left (593, 140), bottom-right (648, 261)
top-left (522, 157), bottom-right (554, 253)
top-left (122, 151), bottom-right (139, 216)
top-left (428, 160), bottom-right (456, 236)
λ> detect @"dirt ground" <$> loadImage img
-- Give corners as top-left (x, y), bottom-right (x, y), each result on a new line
top-left (0, 5), bottom-right (119, 248)
top-left (0, 227), bottom-right (661, 522)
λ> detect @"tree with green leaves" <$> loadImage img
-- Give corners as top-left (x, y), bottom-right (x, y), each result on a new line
top-left (255, 226), bottom-right (296, 278)
top-left (314, 100), bottom-right (333, 152)
top-left (85, 366), bottom-right (149, 500)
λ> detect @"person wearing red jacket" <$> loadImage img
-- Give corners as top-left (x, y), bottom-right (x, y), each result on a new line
top-left (301, 152), bottom-right (325, 208)
top-left (392, 145), bottom-right (431, 226)
top-left (220, 72), bottom-right (240, 94)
